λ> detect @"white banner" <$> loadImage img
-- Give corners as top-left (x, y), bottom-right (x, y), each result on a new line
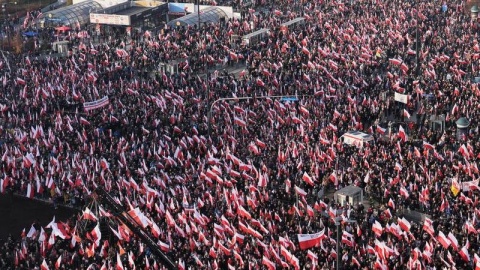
top-left (90, 13), bottom-right (131, 26)
top-left (84, 96), bottom-right (110, 111)
top-left (394, 92), bottom-right (409, 104)
top-left (462, 180), bottom-right (479, 191)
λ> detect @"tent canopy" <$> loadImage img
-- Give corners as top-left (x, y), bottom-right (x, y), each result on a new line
top-left (167, 7), bottom-right (227, 27)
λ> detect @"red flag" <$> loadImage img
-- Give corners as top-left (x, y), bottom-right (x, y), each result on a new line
top-left (398, 125), bottom-right (407, 142)
top-left (448, 232), bottom-right (459, 251)
top-left (41, 259), bottom-right (49, 270)
top-left (398, 217), bottom-right (411, 232)
top-left (237, 205), bottom-right (252, 220)
top-left (158, 240), bottom-right (169, 252)
top-left (55, 255), bottom-right (62, 270)
top-left (372, 221), bottom-right (383, 237)
top-left (302, 172), bottom-right (315, 186)
top-left (459, 245), bottom-right (470, 262)
top-left (297, 229), bottom-right (325, 250)
top-left (116, 253), bottom-right (124, 270)
top-left (437, 231), bottom-right (451, 249)
top-left (262, 256), bottom-right (276, 270)
top-left (26, 183), bottom-right (34, 199)
top-left (82, 207), bottom-right (98, 221)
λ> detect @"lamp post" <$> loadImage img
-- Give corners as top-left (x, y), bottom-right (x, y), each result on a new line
top-left (207, 94), bottom-right (315, 138)
top-left (471, 5), bottom-right (479, 21)
top-left (334, 217), bottom-right (357, 270)
top-left (414, 3), bottom-right (420, 77)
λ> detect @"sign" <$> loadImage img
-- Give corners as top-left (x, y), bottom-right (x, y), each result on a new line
top-left (90, 13), bottom-right (131, 26)
top-left (394, 92), bottom-right (409, 104)
top-left (168, 3), bottom-right (187, 15)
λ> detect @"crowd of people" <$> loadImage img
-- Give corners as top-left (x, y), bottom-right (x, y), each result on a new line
top-left (0, 0), bottom-right (480, 269)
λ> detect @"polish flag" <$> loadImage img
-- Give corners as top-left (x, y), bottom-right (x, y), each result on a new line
top-left (328, 207), bottom-right (337, 219)
top-left (329, 172), bottom-right (337, 184)
top-left (302, 172), bottom-right (315, 186)
top-left (307, 250), bottom-right (318, 262)
top-left (448, 232), bottom-right (459, 251)
top-left (403, 109), bottom-right (411, 119)
top-left (79, 117), bottom-right (90, 125)
top-left (234, 117), bottom-right (247, 127)
top-left (395, 162), bottom-right (403, 171)
top-left (328, 123), bottom-right (338, 131)
top-left (423, 218), bottom-right (434, 236)
top-left (23, 153), bottom-right (36, 168)
top-left (100, 158), bottom-right (109, 170)
top-left (465, 221), bottom-right (478, 235)
top-left (26, 183), bottom-right (34, 199)
top-left (376, 126), bottom-right (386, 134)
top-left (41, 259), bottom-right (49, 270)
top-left (82, 207), bottom-right (98, 221)
top-left (237, 205), bottom-right (252, 220)
top-left (389, 58), bottom-right (402, 66)
top-left (307, 205), bottom-right (314, 217)
top-left (372, 221), bottom-right (383, 237)
top-left (423, 141), bottom-right (435, 150)
top-left (388, 198), bottom-right (395, 209)
top-left (16, 77), bottom-right (26, 85)
top-left (297, 229), bottom-right (325, 250)
top-left (294, 186), bottom-right (307, 197)
top-left (90, 223), bottom-right (101, 247)
top-left (256, 78), bottom-right (265, 87)
top-left (399, 186), bottom-right (409, 198)
top-left (437, 231), bottom-right (451, 249)
top-left (151, 221), bottom-right (161, 238)
top-left (262, 256), bottom-right (276, 270)
top-left (55, 255), bottom-right (62, 269)
top-left (398, 217), bottom-right (411, 232)
top-left (116, 253), bottom-right (124, 270)
top-left (459, 245), bottom-right (470, 262)
top-left (158, 240), bottom-right (169, 252)
top-left (398, 125), bottom-right (407, 142)
top-left (128, 208), bottom-right (149, 228)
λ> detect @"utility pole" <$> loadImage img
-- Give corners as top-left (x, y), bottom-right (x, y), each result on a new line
top-left (415, 1), bottom-right (420, 77)
top-left (335, 217), bottom-right (357, 270)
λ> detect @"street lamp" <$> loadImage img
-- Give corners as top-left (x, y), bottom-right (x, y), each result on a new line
top-left (334, 217), bottom-right (357, 270)
top-left (471, 5), bottom-right (479, 21)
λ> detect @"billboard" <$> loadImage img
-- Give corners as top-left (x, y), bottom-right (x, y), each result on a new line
top-left (90, 13), bottom-right (131, 26)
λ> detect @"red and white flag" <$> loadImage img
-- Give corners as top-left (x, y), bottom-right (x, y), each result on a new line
top-left (159, 240), bottom-right (169, 252)
top-left (398, 125), bottom-right (407, 142)
top-left (459, 244), bottom-right (470, 262)
top-left (302, 172), bottom-right (315, 186)
top-left (437, 231), bottom-right (451, 249)
top-left (116, 253), bottom-right (124, 270)
top-left (24, 183), bottom-right (35, 199)
top-left (297, 229), bottom-right (325, 250)
top-left (398, 217), bottom-right (411, 232)
top-left (448, 232), bottom-right (459, 251)
top-left (262, 256), bottom-right (276, 270)
top-left (372, 221), bottom-right (383, 237)
top-left (82, 207), bottom-right (98, 221)
top-left (423, 141), bottom-right (434, 150)
top-left (294, 186), bottom-right (307, 197)
top-left (55, 255), bottom-right (62, 270)
top-left (128, 208), bottom-right (149, 228)
top-left (376, 126), bottom-right (386, 134)
top-left (41, 259), bottom-right (49, 270)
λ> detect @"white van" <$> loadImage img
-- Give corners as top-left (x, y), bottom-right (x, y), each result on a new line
top-left (340, 131), bottom-right (374, 148)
